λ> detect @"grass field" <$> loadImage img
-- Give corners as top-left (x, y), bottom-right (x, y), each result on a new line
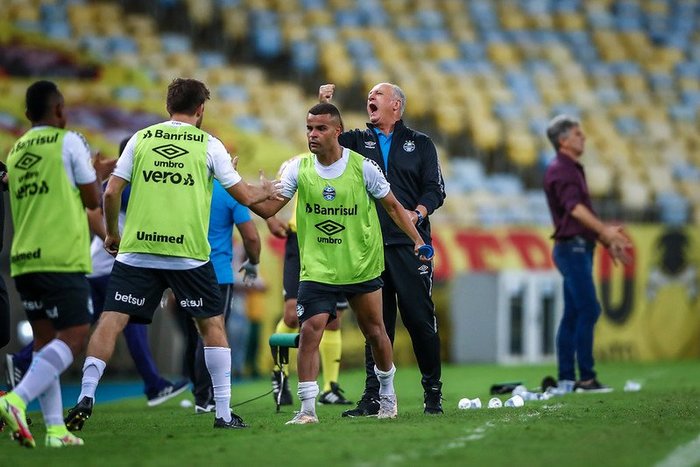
top-left (2, 360), bottom-right (699, 466)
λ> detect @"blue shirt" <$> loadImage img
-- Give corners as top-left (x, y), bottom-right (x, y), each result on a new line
top-left (373, 127), bottom-right (393, 172)
top-left (208, 180), bottom-right (252, 284)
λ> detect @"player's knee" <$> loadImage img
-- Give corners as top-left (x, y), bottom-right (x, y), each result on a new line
top-left (363, 326), bottom-right (386, 347)
top-left (58, 325), bottom-right (90, 356)
top-left (283, 314), bottom-right (299, 328)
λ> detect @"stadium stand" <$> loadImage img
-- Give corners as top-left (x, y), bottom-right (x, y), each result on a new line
top-left (1, 0), bottom-right (699, 225)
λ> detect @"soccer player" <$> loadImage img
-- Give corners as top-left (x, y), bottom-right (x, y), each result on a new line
top-left (65, 78), bottom-right (279, 431)
top-left (176, 178), bottom-right (261, 413)
top-left (5, 138), bottom-right (188, 406)
top-left (251, 103), bottom-right (431, 424)
top-left (0, 80), bottom-right (110, 448)
top-left (319, 83), bottom-right (446, 415)
top-left (267, 158), bottom-right (352, 407)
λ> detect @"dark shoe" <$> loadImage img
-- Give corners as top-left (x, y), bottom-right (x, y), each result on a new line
top-left (541, 376), bottom-right (557, 392)
top-left (423, 382), bottom-right (444, 414)
top-left (318, 382), bottom-right (353, 405)
top-left (64, 397), bottom-right (93, 432)
top-left (195, 399), bottom-right (215, 414)
top-left (146, 380), bottom-right (189, 407)
top-left (271, 371), bottom-right (293, 406)
top-left (341, 393), bottom-right (379, 417)
top-left (574, 379), bottom-right (613, 393)
top-left (213, 411), bottom-right (248, 429)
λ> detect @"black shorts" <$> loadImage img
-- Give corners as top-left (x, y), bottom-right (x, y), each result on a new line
top-left (283, 232), bottom-right (348, 311)
top-left (296, 277), bottom-right (382, 324)
top-left (14, 272), bottom-right (92, 330)
top-left (103, 261), bottom-right (222, 324)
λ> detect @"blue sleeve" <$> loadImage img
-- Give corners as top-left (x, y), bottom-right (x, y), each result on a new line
top-left (121, 184), bottom-right (131, 213)
top-left (231, 198), bottom-right (251, 224)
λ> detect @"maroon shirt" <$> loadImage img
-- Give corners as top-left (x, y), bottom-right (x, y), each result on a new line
top-left (543, 153), bottom-right (597, 242)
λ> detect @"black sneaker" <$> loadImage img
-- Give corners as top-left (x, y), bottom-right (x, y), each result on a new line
top-left (271, 370), bottom-right (293, 406)
top-left (318, 382), bottom-right (353, 405)
top-left (213, 411), bottom-right (248, 429)
top-left (423, 382), bottom-right (444, 414)
top-left (64, 396), bottom-right (94, 432)
top-left (574, 379), bottom-right (613, 393)
top-left (146, 380), bottom-right (189, 407)
top-left (341, 393), bottom-right (379, 417)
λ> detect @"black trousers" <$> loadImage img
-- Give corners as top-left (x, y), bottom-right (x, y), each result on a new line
top-left (0, 275), bottom-right (10, 349)
top-left (363, 244), bottom-right (441, 395)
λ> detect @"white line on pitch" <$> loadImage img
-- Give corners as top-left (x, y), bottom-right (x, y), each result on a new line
top-left (655, 433), bottom-right (700, 467)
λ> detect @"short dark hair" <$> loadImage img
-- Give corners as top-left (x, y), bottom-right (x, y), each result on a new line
top-left (26, 80), bottom-right (61, 122)
top-left (546, 115), bottom-right (579, 151)
top-left (118, 136), bottom-right (131, 156)
top-left (308, 102), bottom-right (344, 131)
top-left (166, 78), bottom-right (210, 115)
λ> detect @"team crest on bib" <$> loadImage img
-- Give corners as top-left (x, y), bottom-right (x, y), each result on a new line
top-left (403, 140), bottom-right (415, 152)
top-left (296, 304), bottom-right (304, 317)
top-left (322, 185), bottom-right (336, 201)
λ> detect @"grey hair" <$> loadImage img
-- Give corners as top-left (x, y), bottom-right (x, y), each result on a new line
top-left (546, 114), bottom-right (579, 151)
top-left (390, 84), bottom-right (406, 117)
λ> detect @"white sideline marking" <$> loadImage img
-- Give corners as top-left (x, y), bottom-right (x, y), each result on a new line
top-left (656, 433), bottom-right (700, 467)
top-left (358, 422), bottom-right (495, 466)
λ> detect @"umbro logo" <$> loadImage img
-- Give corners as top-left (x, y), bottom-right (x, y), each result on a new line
top-left (15, 153), bottom-right (42, 170)
top-left (153, 144), bottom-right (188, 160)
top-left (315, 220), bottom-right (345, 236)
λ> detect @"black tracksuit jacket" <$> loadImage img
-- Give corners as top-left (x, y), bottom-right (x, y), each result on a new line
top-left (338, 120), bottom-right (446, 245)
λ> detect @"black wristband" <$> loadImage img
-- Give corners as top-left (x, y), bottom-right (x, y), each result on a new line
top-left (414, 210), bottom-right (424, 224)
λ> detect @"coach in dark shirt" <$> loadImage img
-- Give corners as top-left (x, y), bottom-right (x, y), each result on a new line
top-left (544, 115), bottom-right (630, 393)
top-left (320, 82), bottom-right (446, 415)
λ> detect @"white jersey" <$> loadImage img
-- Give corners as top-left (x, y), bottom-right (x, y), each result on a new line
top-left (25, 126), bottom-right (96, 186)
top-left (279, 147), bottom-right (390, 200)
top-left (113, 121), bottom-right (241, 270)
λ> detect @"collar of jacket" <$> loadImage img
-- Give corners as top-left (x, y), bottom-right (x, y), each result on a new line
top-left (365, 119), bottom-right (406, 133)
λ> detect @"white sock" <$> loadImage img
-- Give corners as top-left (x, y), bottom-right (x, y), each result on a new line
top-left (298, 381), bottom-right (319, 414)
top-left (204, 347), bottom-right (231, 422)
top-left (33, 352), bottom-right (62, 426)
top-left (374, 364), bottom-right (396, 396)
top-left (14, 339), bottom-right (73, 406)
top-left (79, 356), bottom-right (107, 402)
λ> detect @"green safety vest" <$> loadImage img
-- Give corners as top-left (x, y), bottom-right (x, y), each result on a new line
top-left (119, 123), bottom-right (213, 260)
top-left (296, 150), bottom-right (384, 284)
top-left (7, 128), bottom-right (91, 275)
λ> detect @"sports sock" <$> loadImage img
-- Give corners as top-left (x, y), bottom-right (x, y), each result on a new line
top-left (78, 356), bottom-right (107, 402)
top-left (34, 352), bottom-right (63, 426)
top-left (14, 339), bottom-right (73, 406)
top-left (297, 381), bottom-right (319, 414)
top-left (374, 364), bottom-right (396, 396)
top-left (319, 329), bottom-right (341, 392)
top-left (275, 319), bottom-right (298, 375)
top-left (204, 347), bottom-right (232, 422)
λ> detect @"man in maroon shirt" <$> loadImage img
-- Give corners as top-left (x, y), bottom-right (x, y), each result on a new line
top-left (543, 115), bottom-right (630, 392)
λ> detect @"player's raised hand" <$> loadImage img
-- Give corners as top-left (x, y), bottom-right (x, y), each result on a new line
top-left (319, 84), bottom-right (335, 103)
top-left (260, 170), bottom-right (283, 201)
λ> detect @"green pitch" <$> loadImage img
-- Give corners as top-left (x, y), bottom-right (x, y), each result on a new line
top-left (2, 360), bottom-right (699, 466)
